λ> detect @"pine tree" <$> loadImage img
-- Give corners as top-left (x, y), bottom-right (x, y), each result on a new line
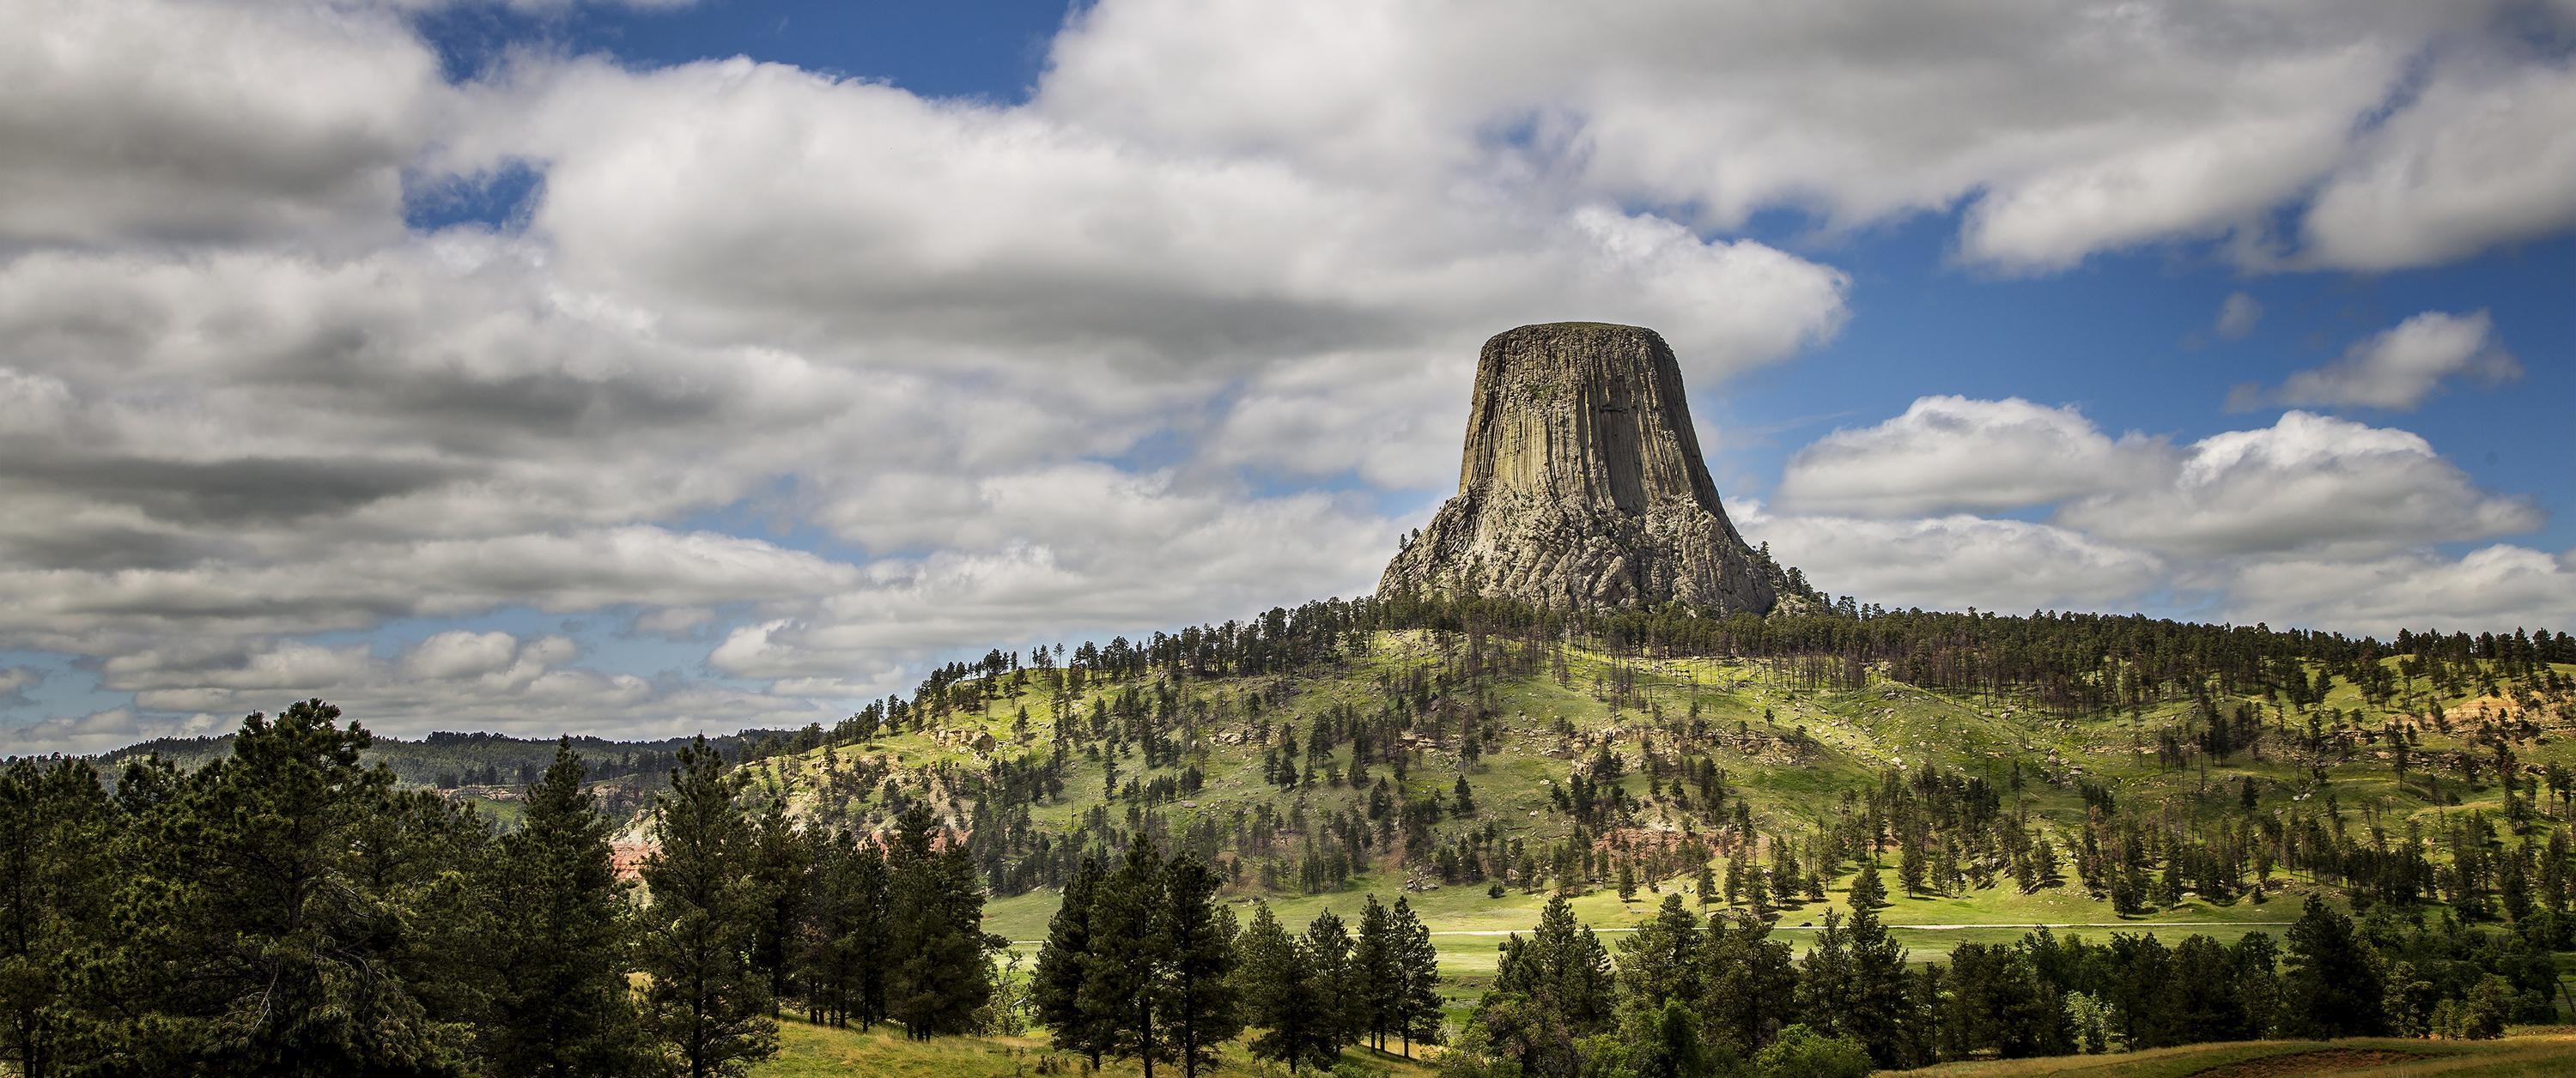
top-left (1616, 893), bottom-right (1702, 1006)
top-left (1157, 854), bottom-right (1242, 1078)
top-left (98, 700), bottom-right (483, 1076)
top-left (745, 795), bottom-right (811, 1017)
top-left (1389, 896), bottom-right (1443, 1057)
top-left (639, 735), bottom-right (777, 1078)
top-left (1080, 839), bottom-right (1175, 1076)
top-left (1304, 908), bottom-right (1363, 1053)
top-left (0, 756), bottom-right (115, 1078)
top-left (1034, 854), bottom-right (1107, 1065)
top-left (1848, 858), bottom-right (1888, 911)
top-left (885, 803), bottom-right (999, 1039)
top-left (1698, 910), bottom-right (1799, 1056)
top-left (796, 827), bottom-right (860, 1027)
top-left (2282, 896), bottom-right (2385, 1038)
top-left (1234, 902), bottom-right (1334, 1073)
top-left (1842, 900), bottom-right (1919, 1068)
top-left (483, 740), bottom-right (648, 1077)
top-left (1352, 894), bottom-right (1398, 1051)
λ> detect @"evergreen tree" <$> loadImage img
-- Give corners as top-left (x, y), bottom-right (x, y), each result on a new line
top-left (1843, 900), bottom-right (1922, 1067)
top-left (98, 700), bottom-right (481, 1076)
top-left (744, 795), bottom-right (811, 1017)
top-left (1157, 854), bottom-right (1241, 1078)
top-left (795, 827), bottom-right (872, 1028)
top-left (1352, 894), bottom-right (1398, 1051)
top-left (483, 740), bottom-right (647, 1078)
top-left (1234, 902), bottom-right (1334, 1073)
top-left (1080, 839), bottom-right (1174, 1075)
top-left (1848, 858), bottom-right (1888, 911)
top-left (1304, 908), bottom-right (1364, 1051)
top-left (1034, 854), bottom-right (1107, 1065)
top-left (0, 757), bottom-right (114, 1078)
top-left (1617, 893), bottom-right (1703, 1006)
top-left (638, 735), bottom-right (777, 1078)
top-left (884, 803), bottom-right (1000, 1039)
top-left (1696, 911), bottom-right (1798, 1055)
top-left (2282, 896), bottom-right (2385, 1038)
top-left (1473, 893), bottom-right (1613, 1075)
top-left (1389, 896), bottom-right (1444, 1057)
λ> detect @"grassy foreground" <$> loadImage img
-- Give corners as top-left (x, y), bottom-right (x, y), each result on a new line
top-left (1905, 1029), bottom-right (2576, 1076)
top-left (750, 1017), bottom-right (1443, 1077)
top-left (749, 1018), bottom-right (2576, 1077)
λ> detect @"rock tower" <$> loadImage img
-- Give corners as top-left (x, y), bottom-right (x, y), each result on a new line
top-left (1376, 322), bottom-right (1789, 614)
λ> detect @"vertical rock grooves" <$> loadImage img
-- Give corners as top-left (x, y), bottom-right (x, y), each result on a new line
top-left (1377, 323), bottom-right (1789, 615)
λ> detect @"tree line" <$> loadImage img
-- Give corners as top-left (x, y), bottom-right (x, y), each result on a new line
top-left (0, 700), bottom-right (999, 1078)
top-left (1034, 845), bottom-right (1443, 1076)
top-left (1438, 862), bottom-right (2556, 1078)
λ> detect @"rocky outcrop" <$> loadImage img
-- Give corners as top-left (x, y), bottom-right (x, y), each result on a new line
top-left (1377, 323), bottom-right (1792, 615)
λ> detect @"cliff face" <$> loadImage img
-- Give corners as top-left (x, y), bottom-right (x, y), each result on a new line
top-left (1377, 323), bottom-right (1787, 614)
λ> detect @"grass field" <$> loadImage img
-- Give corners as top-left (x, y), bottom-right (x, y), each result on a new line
top-left (750, 1016), bottom-right (1441, 1078)
top-left (749, 1020), bottom-right (2576, 1077)
top-left (1903, 1030), bottom-right (2576, 1076)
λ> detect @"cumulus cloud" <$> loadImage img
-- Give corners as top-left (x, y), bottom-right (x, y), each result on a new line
top-left (1776, 397), bottom-right (2163, 518)
top-left (2060, 411), bottom-right (2538, 557)
top-left (46, 630), bottom-right (827, 749)
top-left (2233, 311), bottom-right (2521, 412)
top-left (441, 56), bottom-right (1846, 384)
top-left (1753, 399), bottom-right (2555, 630)
top-left (1041, 0), bottom-right (2576, 271)
top-left (1741, 507), bottom-right (2166, 614)
top-left (722, 470), bottom-right (1395, 683)
top-left (2301, 54), bottom-right (2576, 270)
top-left (2227, 546), bottom-right (2576, 638)
top-left (0, 668), bottom-right (38, 707)
top-left (0, 0), bottom-right (442, 252)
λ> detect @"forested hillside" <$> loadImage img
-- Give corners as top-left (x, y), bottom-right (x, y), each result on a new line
top-left (10, 595), bottom-right (2576, 1076)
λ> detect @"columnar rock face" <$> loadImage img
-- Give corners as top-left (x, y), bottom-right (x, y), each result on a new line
top-left (1377, 323), bottom-right (1789, 614)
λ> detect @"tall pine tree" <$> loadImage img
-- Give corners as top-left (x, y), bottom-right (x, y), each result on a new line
top-left (1079, 839), bottom-right (1174, 1075)
top-left (884, 803), bottom-right (1000, 1039)
top-left (1157, 854), bottom-right (1241, 1078)
top-left (1389, 896), bottom-right (1443, 1057)
top-left (1352, 894), bottom-right (1398, 1051)
top-left (1035, 854), bottom-right (1107, 1066)
top-left (638, 736), bottom-right (777, 1078)
top-left (483, 740), bottom-right (647, 1078)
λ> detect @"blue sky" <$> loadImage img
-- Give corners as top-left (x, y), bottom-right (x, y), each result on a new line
top-left (2, 0), bottom-right (2570, 752)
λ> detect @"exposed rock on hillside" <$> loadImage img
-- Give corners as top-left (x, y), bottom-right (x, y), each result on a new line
top-left (1378, 322), bottom-right (1795, 614)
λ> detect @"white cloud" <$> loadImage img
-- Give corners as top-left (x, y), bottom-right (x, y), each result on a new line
top-left (1741, 507), bottom-right (2166, 614)
top-left (720, 471), bottom-right (1395, 684)
top-left (0, 0), bottom-right (442, 251)
top-left (2242, 311), bottom-right (2521, 411)
top-left (2215, 292), bottom-right (2263, 339)
top-left (1751, 398), bottom-right (2561, 634)
top-left (2061, 411), bottom-right (2539, 558)
top-left (2227, 546), bottom-right (2576, 638)
top-left (63, 630), bottom-right (825, 748)
top-left (1040, 0), bottom-right (2576, 270)
top-left (442, 56), bottom-right (1846, 383)
top-left (1776, 396), bottom-right (2162, 517)
top-left (2302, 54), bottom-right (2576, 270)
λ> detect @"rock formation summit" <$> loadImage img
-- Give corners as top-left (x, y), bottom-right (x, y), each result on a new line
top-left (1377, 322), bottom-right (1790, 614)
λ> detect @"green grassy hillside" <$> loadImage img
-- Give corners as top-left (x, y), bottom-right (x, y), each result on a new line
top-left (735, 618), bottom-right (2576, 995)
